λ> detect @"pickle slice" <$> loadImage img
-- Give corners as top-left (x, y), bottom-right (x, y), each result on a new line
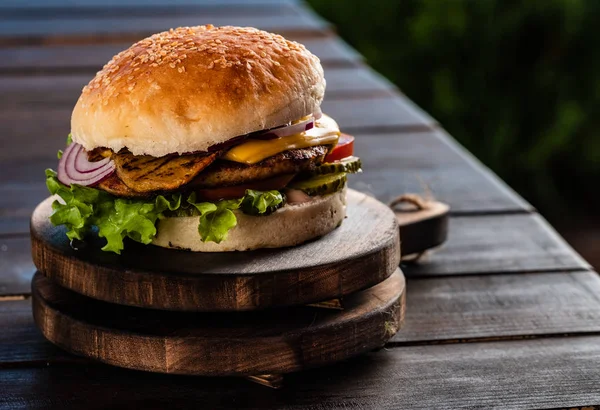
top-left (313, 156), bottom-right (362, 175)
top-left (289, 172), bottom-right (347, 196)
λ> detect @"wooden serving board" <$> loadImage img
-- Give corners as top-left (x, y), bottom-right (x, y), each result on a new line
top-left (31, 189), bottom-right (400, 312)
top-left (32, 270), bottom-right (406, 377)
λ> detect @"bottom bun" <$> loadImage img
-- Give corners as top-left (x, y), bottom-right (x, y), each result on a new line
top-left (152, 188), bottom-right (347, 252)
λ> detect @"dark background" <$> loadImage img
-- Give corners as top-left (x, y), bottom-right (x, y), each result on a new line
top-left (308, 0), bottom-right (600, 266)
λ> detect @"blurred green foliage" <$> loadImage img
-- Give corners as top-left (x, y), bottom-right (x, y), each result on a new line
top-left (308, 0), bottom-right (600, 215)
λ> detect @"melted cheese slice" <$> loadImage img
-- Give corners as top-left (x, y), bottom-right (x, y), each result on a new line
top-left (222, 114), bottom-right (341, 164)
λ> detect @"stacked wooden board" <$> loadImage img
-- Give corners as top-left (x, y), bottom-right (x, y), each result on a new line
top-left (1, 0), bottom-right (599, 407)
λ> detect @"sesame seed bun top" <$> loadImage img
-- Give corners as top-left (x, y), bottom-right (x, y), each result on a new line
top-left (71, 25), bottom-right (326, 157)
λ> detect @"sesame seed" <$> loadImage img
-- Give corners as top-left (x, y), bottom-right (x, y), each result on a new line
top-left (79, 25), bottom-right (318, 99)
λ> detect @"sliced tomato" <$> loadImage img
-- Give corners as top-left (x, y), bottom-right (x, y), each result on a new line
top-left (325, 133), bottom-right (354, 162)
top-left (194, 173), bottom-right (296, 201)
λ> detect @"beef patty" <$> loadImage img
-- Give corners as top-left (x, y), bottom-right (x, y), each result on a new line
top-left (93, 145), bottom-right (327, 197)
top-left (113, 151), bottom-right (219, 193)
top-left (188, 145), bottom-right (328, 188)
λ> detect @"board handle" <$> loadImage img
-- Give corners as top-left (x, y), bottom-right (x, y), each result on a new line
top-left (389, 194), bottom-right (450, 261)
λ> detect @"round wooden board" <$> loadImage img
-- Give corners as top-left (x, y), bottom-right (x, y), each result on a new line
top-left (31, 189), bottom-right (400, 312)
top-left (32, 269), bottom-right (406, 377)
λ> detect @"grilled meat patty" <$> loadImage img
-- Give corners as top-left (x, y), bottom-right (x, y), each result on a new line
top-left (98, 174), bottom-right (150, 198)
top-left (113, 151), bottom-right (219, 193)
top-left (188, 145), bottom-right (328, 188)
top-left (91, 145), bottom-right (328, 197)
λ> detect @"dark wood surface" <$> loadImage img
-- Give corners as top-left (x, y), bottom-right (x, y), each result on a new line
top-left (0, 8), bottom-right (329, 46)
top-left (3, 337), bottom-right (600, 409)
top-left (30, 190), bottom-right (400, 311)
top-left (0, 0), bottom-right (598, 407)
top-left (0, 67), bottom-right (394, 108)
top-left (395, 270), bottom-right (600, 343)
top-left (0, 37), bottom-right (362, 73)
top-left (403, 213), bottom-right (590, 276)
top-left (6, 270), bottom-right (600, 367)
top-left (0, 0), bottom-right (299, 8)
top-left (2, 211), bottom-right (586, 298)
top-left (352, 131), bottom-right (531, 212)
top-left (31, 271), bottom-right (405, 376)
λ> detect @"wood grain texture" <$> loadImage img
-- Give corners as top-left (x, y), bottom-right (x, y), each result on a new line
top-left (0, 236), bottom-right (32, 296)
top-left (0, 298), bottom-right (79, 366)
top-left (2, 213), bottom-right (586, 298)
top-left (0, 95), bottom-right (434, 163)
top-left (0, 67), bottom-right (395, 110)
top-left (404, 214), bottom-right (590, 277)
top-left (1, 0), bottom-right (298, 17)
top-left (321, 96), bottom-right (435, 132)
top-left (396, 271), bottom-right (600, 343)
top-left (5, 271), bottom-right (600, 366)
top-left (0, 12), bottom-right (329, 46)
top-left (351, 131), bottom-right (532, 213)
top-left (31, 270), bottom-right (405, 376)
top-left (0, 108), bottom-right (444, 237)
top-left (2, 337), bottom-right (600, 408)
top-left (0, 129), bottom-right (529, 238)
top-left (394, 200), bottom-right (449, 257)
top-left (0, 37), bottom-right (362, 73)
top-left (0, 0), bottom-right (298, 9)
top-left (31, 190), bottom-right (400, 311)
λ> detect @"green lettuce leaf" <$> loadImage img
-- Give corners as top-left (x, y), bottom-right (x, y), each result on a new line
top-left (94, 194), bottom-right (181, 253)
top-left (240, 189), bottom-right (285, 215)
top-left (45, 170), bottom-right (285, 252)
top-left (186, 194), bottom-right (242, 243)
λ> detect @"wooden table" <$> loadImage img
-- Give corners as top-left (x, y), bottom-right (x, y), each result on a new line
top-left (1, 1), bottom-right (599, 408)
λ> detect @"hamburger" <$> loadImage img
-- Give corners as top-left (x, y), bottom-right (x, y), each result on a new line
top-left (46, 25), bottom-right (361, 253)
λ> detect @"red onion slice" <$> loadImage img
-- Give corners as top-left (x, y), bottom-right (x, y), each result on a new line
top-left (74, 145), bottom-right (111, 172)
top-left (251, 114), bottom-right (316, 140)
top-left (58, 143), bottom-right (115, 187)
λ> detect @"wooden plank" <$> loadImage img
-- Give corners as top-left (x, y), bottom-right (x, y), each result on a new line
top-left (404, 214), bottom-right (590, 277)
top-left (0, 12), bottom-right (330, 46)
top-left (351, 131), bottom-right (530, 212)
top-left (4, 271), bottom-right (600, 363)
top-left (0, 0), bottom-right (298, 8)
top-left (2, 337), bottom-right (600, 408)
top-left (0, 213), bottom-right (589, 296)
top-left (1, 0), bottom-right (298, 17)
top-left (0, 96), bottom-right (435, 164)
top-left (0, 129), bottom-right (529, 240)
top-left (0, 37), bottom-right (362, 73)
top-left (0, 236), bottom-right (32, 296)
top-left (0, 67), bottom-right (394, 110)
top-left (395, 271), bottom-right (600, 343)
top-left (321, 97), bottom-right (435, 131)
top-left (0, 299), bottom-right (78, 366)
